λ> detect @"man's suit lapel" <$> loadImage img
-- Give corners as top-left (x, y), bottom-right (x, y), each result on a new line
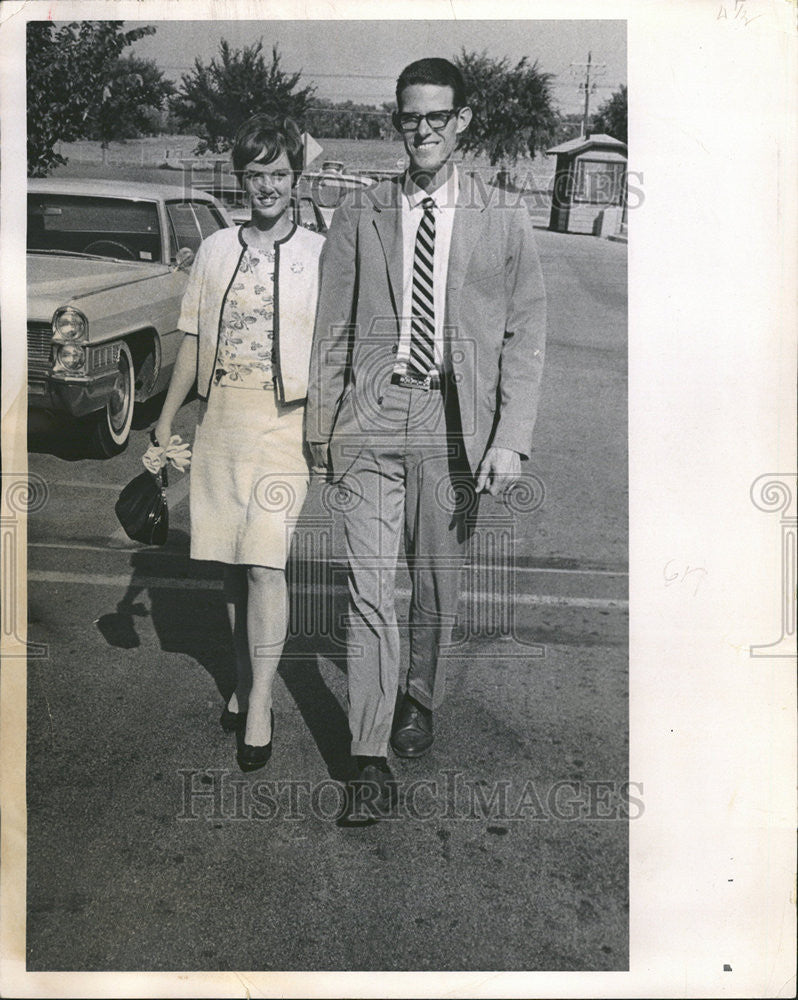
top-left (371, 178), bottom-right (404, 315)
top-left (370, 172), bottom-right (487, 324)
top-left (446, 173), bottom-right (488, 294)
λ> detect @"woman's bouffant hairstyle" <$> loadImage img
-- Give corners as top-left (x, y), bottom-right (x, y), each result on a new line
top-left (231, 115), bottom-right (304, 182)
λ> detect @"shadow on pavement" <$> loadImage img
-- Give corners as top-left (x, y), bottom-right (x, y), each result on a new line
top-left (28, 412), bottom-right (96, 461)
top-left (95, 533), bottom-right (237, 700)
top-left (94, 523), bottom-right (356, 782)
top-left (279, 547), bottom-right (353, 782)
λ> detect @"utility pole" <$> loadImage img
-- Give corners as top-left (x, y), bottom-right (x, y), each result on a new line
top-left (569, 51), bottom-right (607, 137)
top-left (582, 51), bottom-right (593, 137)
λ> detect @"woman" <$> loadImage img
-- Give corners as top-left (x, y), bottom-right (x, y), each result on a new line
top-left (154, 115), bottom-right (324, 772)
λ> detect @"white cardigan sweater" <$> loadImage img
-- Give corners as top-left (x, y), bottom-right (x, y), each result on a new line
top-left (177, 224), bottom-right (324, 404)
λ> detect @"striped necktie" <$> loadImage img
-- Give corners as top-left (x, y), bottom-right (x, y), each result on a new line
top-left (407, 196), bottom-right (436, 377)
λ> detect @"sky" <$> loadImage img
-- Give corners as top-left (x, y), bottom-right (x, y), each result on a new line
top-left (130, 19), bottom-right (626, 117)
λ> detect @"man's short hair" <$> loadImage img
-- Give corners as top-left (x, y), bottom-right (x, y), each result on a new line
top-left (395, 58), bottom-right (467, 110)
top-left (231, 115), bottom-right (304, 179)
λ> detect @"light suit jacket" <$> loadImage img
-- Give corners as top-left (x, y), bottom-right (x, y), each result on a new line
top-left (306, 172), bottom-right (546, 476)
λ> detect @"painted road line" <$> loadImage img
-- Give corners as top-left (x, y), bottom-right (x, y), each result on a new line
top-left (43, 477), bottom-right (191, 494)
top-left (27, 541), bottom-right (628, 576)
top-left (27, 570), bottom-right (627, 610)
top-left (47, 480), bottom-right (123, 492)
top-left (29, 542), bottom-right (142, 553)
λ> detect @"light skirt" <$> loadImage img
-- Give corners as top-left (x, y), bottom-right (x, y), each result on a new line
top-left (189, 386), bottom-right (308, 567)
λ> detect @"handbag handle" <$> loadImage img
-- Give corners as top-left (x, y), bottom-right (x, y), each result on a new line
top-left (149, 428), bottom-right (168, 489)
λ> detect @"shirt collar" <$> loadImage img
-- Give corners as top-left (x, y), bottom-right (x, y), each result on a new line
top-left (403, 165), bottom-right (459, 211)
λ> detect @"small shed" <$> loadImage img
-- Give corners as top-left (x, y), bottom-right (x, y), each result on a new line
top-left (547, 134), bottom-right (627, 235)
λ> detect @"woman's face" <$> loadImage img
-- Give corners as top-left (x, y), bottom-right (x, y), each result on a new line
top-left (241, 151), bottom-right (294, 225)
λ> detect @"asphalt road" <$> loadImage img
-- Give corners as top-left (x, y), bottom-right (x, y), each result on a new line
top-left (25, 227), bottom-right (629, 972)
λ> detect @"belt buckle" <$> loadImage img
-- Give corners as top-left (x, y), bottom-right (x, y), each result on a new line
top-left (396, 371), bottom-right (432, 391)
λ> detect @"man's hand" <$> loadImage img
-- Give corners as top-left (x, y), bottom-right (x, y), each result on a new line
top-left (309, 442), bottom-right (330, 475)
top-left (475, 447), bottom-right (522, 496)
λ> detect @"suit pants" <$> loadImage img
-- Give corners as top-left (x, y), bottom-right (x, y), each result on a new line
top-left (337, 377), bottom-right (477, 757)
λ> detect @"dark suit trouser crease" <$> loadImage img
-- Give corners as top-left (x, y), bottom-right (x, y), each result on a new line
top-left (337, 379), bottom-right (476, 757)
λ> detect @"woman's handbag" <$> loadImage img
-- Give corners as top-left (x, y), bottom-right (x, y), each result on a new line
top-left (114, 465), bottom-right (169, 546)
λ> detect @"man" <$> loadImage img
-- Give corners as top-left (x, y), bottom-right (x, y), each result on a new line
top-left (306, 58), bottom-right (546, 816)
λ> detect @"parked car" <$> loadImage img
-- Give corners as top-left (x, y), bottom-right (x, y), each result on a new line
top-left (192, 174), bottom-right (329, 231)
top-left (301, 169), bottom-right (376, 228)
top-left (192, 162), bottom-right (378, 231)
top-left (27, 178), bottom-right (233, 456)
top-left (225, 190), bottom-right (327, 232)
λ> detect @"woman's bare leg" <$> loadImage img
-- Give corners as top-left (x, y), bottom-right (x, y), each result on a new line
top-left (243, 565), bottom-right (288, 745)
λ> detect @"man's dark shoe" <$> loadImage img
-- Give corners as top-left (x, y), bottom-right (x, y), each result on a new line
top-left (344, 756), bottom-right (396, 822)
top-left (390, 694), bottom-right (434, 758)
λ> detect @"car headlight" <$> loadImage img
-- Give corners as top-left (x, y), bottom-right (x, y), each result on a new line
top-left (54, 343), bottom-right (86, 373)
top-left (52, 307), bottom-right (88, 342)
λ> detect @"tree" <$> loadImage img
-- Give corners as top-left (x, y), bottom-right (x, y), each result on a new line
top-left (305, 99), bottom-right (388, 140)
top-left (172, 40), bottom-right (316, 155)
top-left (86, 55), bottom-right (174, 160)
top-left (592, 84), bottom-right (627, 144)
top-left (27, 21), bottom-right (156, 177)
top-left (454, 49), bottom-right (559, 167)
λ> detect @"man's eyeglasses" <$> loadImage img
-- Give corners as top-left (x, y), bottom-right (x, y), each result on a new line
top-left (393, 109), bottom-right (461, 133)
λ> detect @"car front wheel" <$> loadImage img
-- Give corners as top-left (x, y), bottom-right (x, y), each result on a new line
top-left (91, 341), bottom-right (135, 457)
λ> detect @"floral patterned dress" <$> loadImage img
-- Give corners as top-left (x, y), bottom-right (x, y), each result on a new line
top-left (214, 245), bottom-right (277, 390)
top-left (189, 230), bottom-right (310, 568)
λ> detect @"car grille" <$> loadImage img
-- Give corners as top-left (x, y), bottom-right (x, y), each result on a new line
top-left (28, 323), bottom-right (52, 375)
top-left (89, 343), bottom-right (120, 373)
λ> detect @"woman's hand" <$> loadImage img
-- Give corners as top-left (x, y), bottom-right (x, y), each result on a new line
top-left (153, 419), bottom-right (171, 449)
top-left (143, 430), bottom-right (191, 475)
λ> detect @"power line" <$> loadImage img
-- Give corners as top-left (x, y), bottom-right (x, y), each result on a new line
top-left (307, 106), bottom-right (390, 116)
top-left (158, 65), bottom-right (397, 80)
top-left (154, 65), bottom-right (620, 86)
top-left (157, 61), bottom-right (621, 116)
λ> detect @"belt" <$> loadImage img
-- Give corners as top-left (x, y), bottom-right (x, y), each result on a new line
top-left (390, 370), bottom-right (443, 391)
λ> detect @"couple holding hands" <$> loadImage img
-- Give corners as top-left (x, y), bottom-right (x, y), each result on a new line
top-left (154, 57), bottom-right (546, 819)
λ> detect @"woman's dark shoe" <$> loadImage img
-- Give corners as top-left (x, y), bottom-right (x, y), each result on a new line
top-left (236, 711), bottom-right (274, 773)
top-left (220, 705), bottom-right (247, 732)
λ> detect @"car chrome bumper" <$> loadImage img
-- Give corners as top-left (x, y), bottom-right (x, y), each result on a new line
top-left (28, 369), bottom-right (120, 418)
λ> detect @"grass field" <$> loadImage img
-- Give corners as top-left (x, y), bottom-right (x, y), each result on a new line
top-left (53, 134), bottom-right (557, 193)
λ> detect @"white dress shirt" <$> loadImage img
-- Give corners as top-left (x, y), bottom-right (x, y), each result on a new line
top-left (395, 166), bottom-right (459, 374)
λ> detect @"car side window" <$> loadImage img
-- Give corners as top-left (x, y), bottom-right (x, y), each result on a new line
top-left (166, 202), bottom-right (202, 256)
top-left (166, 201), bottom-right (227, 259)
top-left (192, 203), bottom-right (227, 239)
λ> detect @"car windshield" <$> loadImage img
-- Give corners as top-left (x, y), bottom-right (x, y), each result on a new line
top-left (27, 194), bottom-right (162, 262)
